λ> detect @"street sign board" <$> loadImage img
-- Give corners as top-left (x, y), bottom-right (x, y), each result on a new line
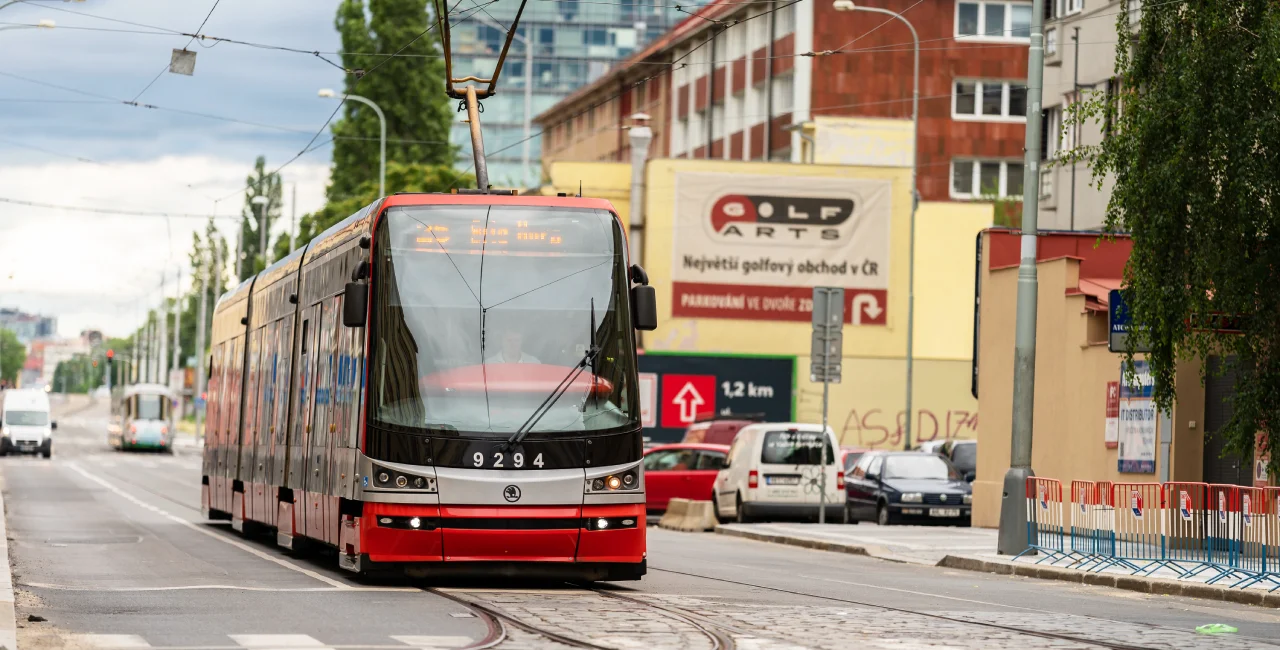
top-left (811, 287), bottom-right (844, 383)
top-left (637, 353), bottom-right (795, 443)
top-left (1109, 289), bottom-right (1150, 353)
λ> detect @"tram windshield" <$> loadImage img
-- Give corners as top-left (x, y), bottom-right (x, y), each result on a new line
top-left (369, 204), bottom-right (638, 438)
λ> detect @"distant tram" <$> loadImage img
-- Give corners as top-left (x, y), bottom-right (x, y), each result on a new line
top-left (203, 193), bottom-right (657, 580)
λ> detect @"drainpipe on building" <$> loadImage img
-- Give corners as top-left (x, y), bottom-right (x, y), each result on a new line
top-left (765, 0), bottom-right (777, 157)
top-left (706, 29), bottom-right (717, 158)
top-left (628, 113), bottom-right (653, 349)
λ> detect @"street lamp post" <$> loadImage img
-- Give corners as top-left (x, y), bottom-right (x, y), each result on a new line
top-left (834, 0), bottom-right (919, 450)
top-left (319, 89), bottom-right (385, 197)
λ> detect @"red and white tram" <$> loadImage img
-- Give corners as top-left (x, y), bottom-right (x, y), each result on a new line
top-left (202, 192), bottom-right (657, 580)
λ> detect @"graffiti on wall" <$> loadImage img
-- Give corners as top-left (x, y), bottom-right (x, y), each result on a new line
top-left (836, 408), bottom-right (979, 449)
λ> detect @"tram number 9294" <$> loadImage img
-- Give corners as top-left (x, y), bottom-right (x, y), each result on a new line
top-left (472, 451), bottom-right (545, 469)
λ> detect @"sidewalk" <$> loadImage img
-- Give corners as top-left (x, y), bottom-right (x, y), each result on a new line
top-left (715, 523), bottom-right (1280, 607)
top-left (716, 522), bottom-right (996, 565)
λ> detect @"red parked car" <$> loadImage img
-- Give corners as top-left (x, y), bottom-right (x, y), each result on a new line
top-left (642, 443), bottom-right (731, 514)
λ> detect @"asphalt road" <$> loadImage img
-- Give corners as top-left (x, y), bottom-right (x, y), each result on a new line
top-left (5, 397), bottom-right (1279, 649)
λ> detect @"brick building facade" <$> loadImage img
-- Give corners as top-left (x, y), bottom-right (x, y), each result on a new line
top-left (536, 0), bottom-right (1030, 202)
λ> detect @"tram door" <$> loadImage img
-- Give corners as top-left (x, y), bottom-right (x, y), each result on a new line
top-left (294, 306), bottom-right (320, 538)
top-left (308, 299), bottom-right (338, 542)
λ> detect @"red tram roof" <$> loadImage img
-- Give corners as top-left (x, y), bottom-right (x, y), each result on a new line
top-left (381, 193), bottom-right (617, 212)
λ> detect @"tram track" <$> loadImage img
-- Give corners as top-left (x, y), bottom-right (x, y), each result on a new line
top-left (648, 566), bottom-right (1277, 650)
top-left (57, 448), bottom-right (1277, 649)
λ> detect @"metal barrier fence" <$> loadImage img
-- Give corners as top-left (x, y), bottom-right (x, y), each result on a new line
top-left (1020, 477), bottom-right (1280, 591)
top-left (1020, 477), bottom-right (1068, 564)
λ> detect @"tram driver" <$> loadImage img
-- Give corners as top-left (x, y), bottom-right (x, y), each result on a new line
top-left (486, 328), bottom-right (541, 365)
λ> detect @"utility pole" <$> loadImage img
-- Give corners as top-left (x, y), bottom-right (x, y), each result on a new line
top-left (234, 226), bottom-right (243, 283)
top-left (158, 272), bottom-right (169, 388)
top-left (257, 195), bottom-right (270, 269)
top-left (172, 268), bottom-right (182, 375)
top-left (194, 257), bottom-right (209, 443)
top-left (997, 0), bottom-right (1046, 556)
top-left (290, 183), bottom-right (297, 253)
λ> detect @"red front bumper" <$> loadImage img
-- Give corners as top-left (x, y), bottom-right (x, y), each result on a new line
top-left (355, 502), bottom-right (646, 565)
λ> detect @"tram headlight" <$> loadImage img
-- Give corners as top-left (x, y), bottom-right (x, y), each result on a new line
top-left (586, 468), bottom-right (641, 493)
top-left (395, 475), bottom-right (408, 488)
top-left (377, 472), bottom-right (390, 485)
top-left (596, 518), bottom-right (609, 529)
top-left (414, 477), bottom-right (426, 489)
top-left (409, 517), bottom-right (421, 529)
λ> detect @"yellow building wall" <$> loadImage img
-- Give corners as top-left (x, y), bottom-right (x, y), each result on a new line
top-left (642, 158), bottom-right (990, 449)
top-left (540, 161), bottom-right (633, 227)
top-left (973, 251), bottom-right (1175, 528)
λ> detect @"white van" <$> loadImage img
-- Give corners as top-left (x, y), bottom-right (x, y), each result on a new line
top-left (1, 389), bottom-right (55, 458)
top-left (713, 423), bottom-right (843, 523)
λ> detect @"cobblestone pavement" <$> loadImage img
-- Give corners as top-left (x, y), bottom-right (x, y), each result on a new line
top-left (450, 589), bottom-right (1279, 650)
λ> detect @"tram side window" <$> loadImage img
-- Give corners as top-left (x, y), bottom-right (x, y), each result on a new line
top-left (133, 395), bottom-right (168, 421)
top-left (274, 318), bottom-right (293, 451)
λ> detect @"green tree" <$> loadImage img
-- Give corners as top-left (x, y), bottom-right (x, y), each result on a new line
top-left (0, 329), bottom-right (24, 385)
top-left (52, 353), bottom-right (102, 394)
top-left (1076, 1), bottom-right (1280, 465)
top-left (238, 157), bottom-right (283, 281)
top-left (327, 0), bottom-right (456, 203)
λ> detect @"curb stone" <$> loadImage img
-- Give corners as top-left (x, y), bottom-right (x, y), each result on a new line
top-left (714, 525), bottom-right (871, 557)
top-left (0, 473), bottom-right (15, 649)
top-left (937, 554), bottom-right (1280, 608)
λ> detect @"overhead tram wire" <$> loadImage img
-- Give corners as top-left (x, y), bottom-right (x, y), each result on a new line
top-left (0, 196), bottom-right (237, 221)
top-left (211, 0), bottom-right (489, 204)
top-left (463, 0), bottom-right (803, 174)
top-left (130, 0), bottom-right (223, 103)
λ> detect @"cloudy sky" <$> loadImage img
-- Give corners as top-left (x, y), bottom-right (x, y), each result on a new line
top-left (0, 0), bottom-right (349, 337)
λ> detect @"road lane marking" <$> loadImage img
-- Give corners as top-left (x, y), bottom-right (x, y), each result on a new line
top-left (68, 634), bottom-right (153, 648)
top-left (66, 462), bottom-right (352, 590)
top-left (390, 636), bottom-right (474, 649)
top-left (230, 634), bottom-right (327, 649)
top-left (22, 582), bottom-right (415, 592)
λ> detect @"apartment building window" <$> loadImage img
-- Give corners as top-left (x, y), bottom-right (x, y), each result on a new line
top-left (951, 160), bottom-right (1025, 198)
top-left (953, 81), bottom-right (1028, 120)
top-left (772, 73), bottom-right (794, 113)
top-left (1041, 104), bottom-right (1076, 159)
top-left (1062, 0), bottom-right (1083, 15)
top-left (1046, 27), bottom-right (1058, 55)
top-left (1104, 77), bottom-right (1120, 137)
top-left (957, 1), bottom-right (1033, 40)
top-left (776, 1), bottom-right (796, 36)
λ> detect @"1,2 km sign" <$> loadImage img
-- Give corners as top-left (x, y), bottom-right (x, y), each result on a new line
top-left (637, 353), bottom-right (795, 443)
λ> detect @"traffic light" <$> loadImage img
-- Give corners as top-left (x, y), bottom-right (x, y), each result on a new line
top-left (106, 349), bottom-right (114, 364)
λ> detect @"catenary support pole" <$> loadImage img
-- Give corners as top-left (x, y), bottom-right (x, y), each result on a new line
top-left (997, 0), bottom-right (1045, 556)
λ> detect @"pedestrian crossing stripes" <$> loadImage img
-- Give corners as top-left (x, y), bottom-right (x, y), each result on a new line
top-left (62, 634), bottom-right (475, 649)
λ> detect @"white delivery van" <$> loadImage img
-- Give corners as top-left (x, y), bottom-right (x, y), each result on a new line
top-left (1, 389), bottom-right (55, 458)
top-left (713, 423), bottom-right (843, 523)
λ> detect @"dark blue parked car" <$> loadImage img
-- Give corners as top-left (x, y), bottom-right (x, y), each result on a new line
top-left (844, 451), bottom-right (972, 526)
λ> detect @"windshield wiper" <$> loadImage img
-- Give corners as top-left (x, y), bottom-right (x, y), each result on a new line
top-left (506, 301), bottom-right (602, 447)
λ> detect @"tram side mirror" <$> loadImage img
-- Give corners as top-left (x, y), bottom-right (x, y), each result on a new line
top-left (343, 282), bottom-right (368, 328)
top-left (964, 471), bottom-right (975, 483)
top-left (631, 286), bottom-right (657, 331)
top-left (630, 264), bottom-right (657, 331)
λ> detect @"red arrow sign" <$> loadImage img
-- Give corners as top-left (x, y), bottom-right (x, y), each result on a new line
top-left (660, 374), bottom-right (716, 429)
